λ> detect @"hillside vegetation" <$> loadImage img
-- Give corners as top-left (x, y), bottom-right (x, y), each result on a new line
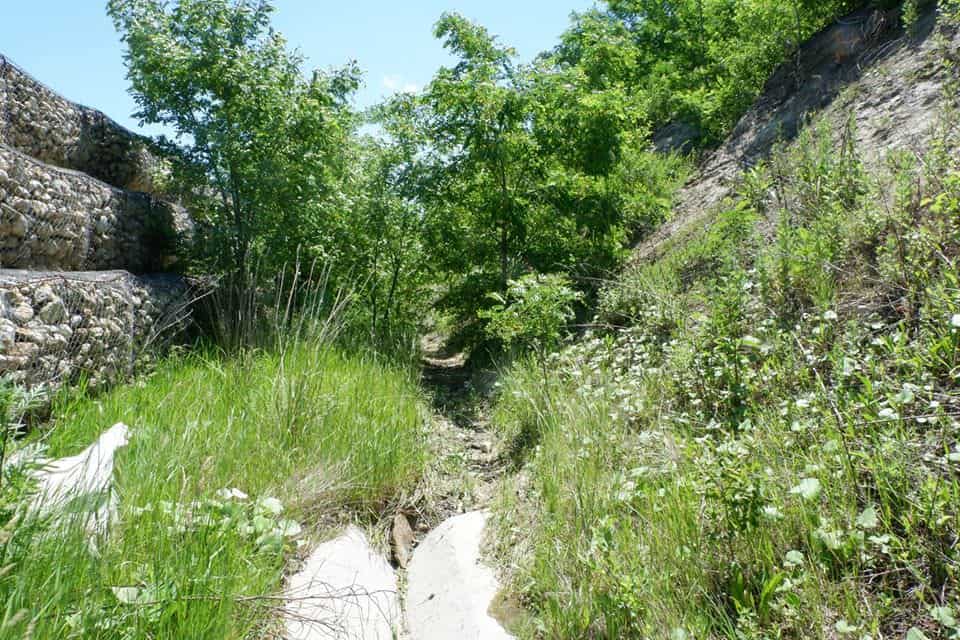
top-left (102, 0), bottom-right (884, 345)
top-left (491, 12), bottom-right (960, 640)
top-left (1, 1), bottom-right (959, 639)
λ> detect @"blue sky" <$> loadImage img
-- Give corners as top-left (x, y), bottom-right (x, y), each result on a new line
top-left (1, 1), bottom-right (594, 135)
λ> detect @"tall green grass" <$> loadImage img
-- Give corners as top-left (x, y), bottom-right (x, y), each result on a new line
top-left (0, 338), bottom-right (427, 638)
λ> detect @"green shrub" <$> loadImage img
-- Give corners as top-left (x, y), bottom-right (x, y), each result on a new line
top-left (481, 274), bottom-right (582, 357)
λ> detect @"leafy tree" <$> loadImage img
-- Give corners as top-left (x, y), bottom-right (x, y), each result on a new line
top-left (413, 14), bottom-right (648, 336)
top-left (419, 13), bottom-right (541, 293)
top-left (107, 0), bottom-right (360, 278)
top-left (554, 0), bottom-right (864, 143)
top-left (349, 95), bottom-right (430, 345)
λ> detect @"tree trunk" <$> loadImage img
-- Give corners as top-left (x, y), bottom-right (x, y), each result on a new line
top-left (500, 224), bottom-right (509, 288)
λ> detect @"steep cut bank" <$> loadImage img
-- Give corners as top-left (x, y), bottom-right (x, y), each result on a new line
top-left (634, 6), bottom-right (951, 263)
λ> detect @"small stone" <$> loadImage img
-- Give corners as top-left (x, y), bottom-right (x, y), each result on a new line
top-left (34, 284), bottom-right (57, 305)
top-left (53, 323), bottom-right (73, 339)
top-left (0, 355), bottom-right (27, 372)
top-left (8, 342), bottom-right (39, 360)
top-left (391, 512), bottom-right (415, 569)
top-left (12, 198), bottom-right (32, 215)
top-left (11, 304), bottom-right (34, 324)
top-left (95, 216), bottom-right (112, 234)
top-left (7, 213), bottom-right (27, 238)
top-left (16, 326), bottom-right (46, 344)
top-left (38, 300), bottom-right (67, 324)
top-left (471, 440), bottom-right (494, 455)
top-left (7, 290), bottom-right (26, 306)
top-left (0, 319), bottom-right (15, 350)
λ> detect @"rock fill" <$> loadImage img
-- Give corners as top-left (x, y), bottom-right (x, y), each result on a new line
top-left (0, 53), bottom-right (194, 395)
top-left (0, 270), bottom-right (191, 392)
top-left (0, 145), bottom-right (189, 272)
top-left (0, 54), bottom-right (163, 193)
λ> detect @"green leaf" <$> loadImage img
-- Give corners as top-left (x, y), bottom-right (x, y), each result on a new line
top-left (856, 505), bottom-right (879, 530)
top-left (931, 606), bottom-right (958, 629)
top-left (276, 519), bottom-right (303, 538)
top-left (259, 497), bottom-right (283, 515)
top-left (834, 620), bottom-right (858, 634)
top-left (906, 628), bottom-right (930, 640)
top-left (893, 386), bottom-right (916, 405)
top-left (111, 586), bottom-right (141, 604)
top-left (252, 515), bottom-right (274, 534)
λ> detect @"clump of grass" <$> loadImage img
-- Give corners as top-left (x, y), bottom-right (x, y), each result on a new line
top-left (0, 335), bottom-right (428, 638)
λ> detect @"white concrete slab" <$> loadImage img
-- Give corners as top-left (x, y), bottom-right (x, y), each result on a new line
top-left (30, 422), bottom-right (129, 532)
top-left (285, 526), bottom-right (401, 640)
top-left (406, 510), bottom-right (513, 640)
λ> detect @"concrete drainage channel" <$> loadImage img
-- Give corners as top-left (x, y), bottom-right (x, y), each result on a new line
top-left (285, 511), bottom-right (513, 640)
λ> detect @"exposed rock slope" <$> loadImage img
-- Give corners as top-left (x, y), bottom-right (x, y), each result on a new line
top-left (634, 7), bottom-right (956, 263)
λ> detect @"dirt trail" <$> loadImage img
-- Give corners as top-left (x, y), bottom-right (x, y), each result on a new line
top-left (418, 333), bottom-right (507, 516)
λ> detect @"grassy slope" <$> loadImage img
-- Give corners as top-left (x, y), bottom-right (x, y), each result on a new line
top-left (1, 341), bottom-right (427, 638)
top-left (492, 29), bottom-right (960, 640)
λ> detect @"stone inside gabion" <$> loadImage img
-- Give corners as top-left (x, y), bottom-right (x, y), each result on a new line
top-left (0, 272), bottom-right (192, 395)
top-left (0, 54), bottom-right (162, 193)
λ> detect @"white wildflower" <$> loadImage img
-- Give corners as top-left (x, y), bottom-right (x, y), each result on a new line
top-left (217, 487), bottom-right (249, 501)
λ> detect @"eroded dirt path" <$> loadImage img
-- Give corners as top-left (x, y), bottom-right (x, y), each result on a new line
top-left (417, 333), bottom-right (507, 520)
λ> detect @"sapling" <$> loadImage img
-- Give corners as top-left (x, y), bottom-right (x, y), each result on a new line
top-left (480, 273), bottom-right (581, 374)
